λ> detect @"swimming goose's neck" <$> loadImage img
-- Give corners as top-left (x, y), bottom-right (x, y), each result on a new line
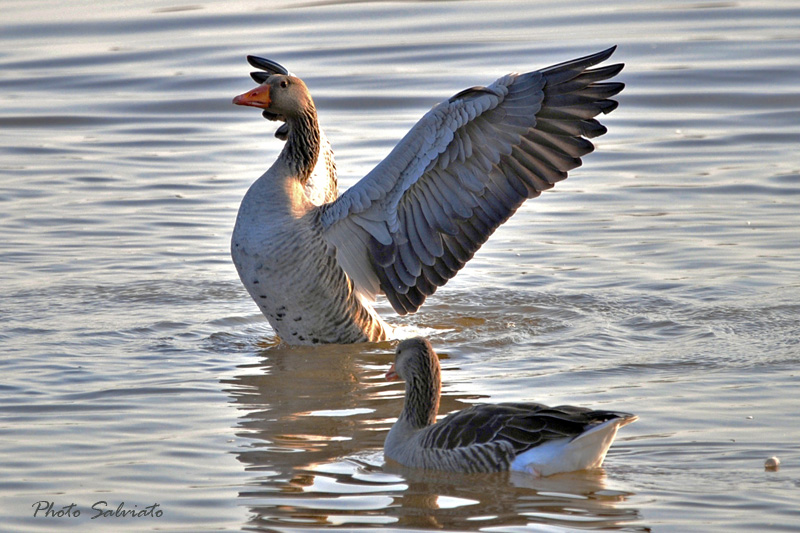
top-left (281, 104), bottom-right (321, 183)
top-left (401, 363), bottom-right (441, 430)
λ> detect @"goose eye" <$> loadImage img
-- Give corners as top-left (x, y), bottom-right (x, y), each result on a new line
top-left (280, 80), bottom-right (288, 89)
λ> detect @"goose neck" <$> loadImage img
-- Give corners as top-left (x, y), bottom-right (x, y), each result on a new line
top-left (281, 105), bottom-right (321, 183)
top-left (401, 364), bottom-right (441, 430)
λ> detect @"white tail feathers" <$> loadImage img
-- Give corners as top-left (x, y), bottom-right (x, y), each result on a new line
top-left (511, 415), bottom-right (637, 477)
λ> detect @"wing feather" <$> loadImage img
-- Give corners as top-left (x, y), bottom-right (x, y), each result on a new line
top-left (320, 47), bottom-right (623, 314)
top-left (417, 403), bottom-right (632, 456)
top-left (409, 193), bottom-right (444, 258)
top-left (404, 205), bottom-right (435, 268)
top-left (418, 180), bottom-right (460, 236)
top-left (396, 238), bottom-right (420, 285)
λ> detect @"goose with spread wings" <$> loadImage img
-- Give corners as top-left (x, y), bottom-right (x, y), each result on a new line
top-left (231, 48), bottom-right (624, 345)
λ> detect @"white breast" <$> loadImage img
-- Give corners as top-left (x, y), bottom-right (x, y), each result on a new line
top-left (231, 170), bottom-right (389, 344)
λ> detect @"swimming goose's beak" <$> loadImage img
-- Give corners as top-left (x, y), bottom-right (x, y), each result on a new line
top-left (385, 364), bottom-right (399, 381)
top-left (233, 84), bottom-right (271, 108)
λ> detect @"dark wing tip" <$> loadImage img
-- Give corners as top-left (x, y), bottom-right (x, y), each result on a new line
top-left (599, 99), bottom-right (619, 114)
top-left (601, 63), bottom-right (625, 79)
top-left (583, 45), bottom-right (618, 67)
top-left (250, 71), bottom-right (269, 84)
top-left (246, 55), bottom-right (289, 75)
top-left (539, 46), bottom-right (622, 82)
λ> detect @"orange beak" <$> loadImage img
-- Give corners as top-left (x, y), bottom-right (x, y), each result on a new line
top-left (385, 364), bottom-right (399, 381)
top-left (232, 84), bottom-right (271, 108)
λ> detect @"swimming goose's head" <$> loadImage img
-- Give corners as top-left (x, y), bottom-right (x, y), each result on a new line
top-left (386, 337), bottom-right (440, 383)
top-left (386, 337), bottom-right (442, 429)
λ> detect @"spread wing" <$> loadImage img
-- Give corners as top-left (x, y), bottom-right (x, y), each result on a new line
top-left (319, 47), bottom-right (624, 314)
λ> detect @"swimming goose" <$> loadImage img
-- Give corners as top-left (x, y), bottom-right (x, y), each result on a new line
top-left (384, 337), bottom-right (637, 475)
top-left (231, 48), bottom-right (624, 345)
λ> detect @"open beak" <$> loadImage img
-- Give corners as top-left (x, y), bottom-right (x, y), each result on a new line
top-left (385, 364), bottom-right (399, 381)
top-left (233, 84), bottom-right (271, 108)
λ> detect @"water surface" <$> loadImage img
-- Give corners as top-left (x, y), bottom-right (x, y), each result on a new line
top-left (1, 1), bottom-right (799, 531)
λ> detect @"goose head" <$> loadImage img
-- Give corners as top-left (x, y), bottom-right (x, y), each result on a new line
top-left (387, 337), bottom-right (441, 384)
top-left (386, 337), bottom-right (442, 429)
top-left (233, 59), bottom-right (321, 176)
top-left (232, 74), bottom-right (314, 121)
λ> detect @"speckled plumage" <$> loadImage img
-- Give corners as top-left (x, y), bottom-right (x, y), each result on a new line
top-left (384, 338), bottom-right (637, 475)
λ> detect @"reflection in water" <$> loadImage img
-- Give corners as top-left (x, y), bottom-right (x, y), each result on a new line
top-left (223, 344), bottom-right (645, 531)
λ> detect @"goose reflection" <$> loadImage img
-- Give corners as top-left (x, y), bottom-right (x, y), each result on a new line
top-left (222, 343), bottom-right (645, 530)
top-left (384, 466), bottom-right (646, 531)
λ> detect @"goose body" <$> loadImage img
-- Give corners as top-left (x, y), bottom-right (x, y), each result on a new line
top-left (232, 49), bottom-right (624, 344)
top-left (384, 338), bottom-right (637, 475)
top-left (231, 159), bottom-right (389, 344)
